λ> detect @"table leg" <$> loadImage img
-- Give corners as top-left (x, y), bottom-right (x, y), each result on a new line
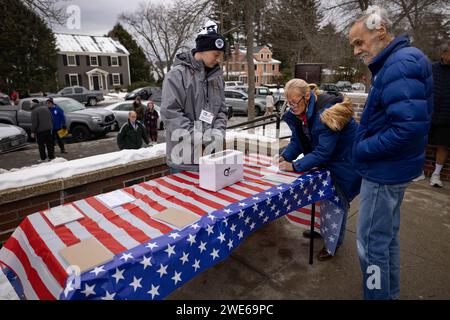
top-left (309, 203), bottom-right (316, 265)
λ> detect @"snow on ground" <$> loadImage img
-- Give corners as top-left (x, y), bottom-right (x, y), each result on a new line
top-left (0, 144), bottom-right (166, 192)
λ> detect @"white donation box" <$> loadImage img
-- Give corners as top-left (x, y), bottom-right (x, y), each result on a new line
top-left (199, 150), bottom-right (244, 192)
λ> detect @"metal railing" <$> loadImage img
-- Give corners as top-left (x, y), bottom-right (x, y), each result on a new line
top-left (227, 113), bottom-right (283, 138)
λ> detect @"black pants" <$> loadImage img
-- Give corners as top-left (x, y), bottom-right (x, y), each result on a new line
top-left (37, 130), bottom-right (54, 160)
top-left (53, 129), bottom-right (65, 152)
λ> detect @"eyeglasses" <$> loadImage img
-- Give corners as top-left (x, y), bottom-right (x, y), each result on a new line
top-left (287, 96), bottom-right (305, 108)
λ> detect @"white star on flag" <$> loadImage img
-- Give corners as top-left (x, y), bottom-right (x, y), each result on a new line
top-left (238, 210), bottom-right (245, 219)
top-left (187, 234), bottom-right (196, 245)
top-left (157, 264), bottom-right (168, 278)
top-left (190, 223), bottom-right (200, 230)
top-left (90, 266), bottom-right (105, 276)
top-left (148, 284), bottom-right (160, 300)
top-left (222, 218), bottom-right (228, 227)
top-left (198, 241), bottom-right (207, 253)
top-left (172, 271), bottom-right (182, 285)
top-left (230, 224), bottom-right (237, 232)
top-left (112, 268), bottom-right (125, 283)
top-left (129, 277), bottom-right (143, 292)
top-left (146, 242), bottom-right (159, 251)
top-left (238, 202), bottom-right (247, 207)
top-left (227, 239), bottom-right (234, 250)
top-left (217, 232), bottom-right (226, 243)
top-left (81, 284), bottom-right (96, 297)
top-left (250, 222), bottom-right (256, 230)
top-left (238, 230), bottom-right (244, 239)
top-left (266, 198), bottom-right (272, 205)
top-left (224, 208), bottom-right (232, 214)
top-left (192, 259), bottom-right (201, 272)
top-left (140, 256), bottom-right (152, 270)
top-left (210, 248), bottom-right (220, 260)
top-left (244, 217), bottom-right (251, 225)
top-left (318, 190), bottom-right (325, 197)
top-left (168, 232), bottom-right (181, 240)
top-left (165, 244), bottom-right (176, 258)
top-left (206, 224), bottom-right (214, 235)
top-left (253, 203), bottom-right (259, 212)
top-left (120, 253), bottom-right (133, 262)
top-left (207, 214), bottom-right (216, 221)
top-left (180, 252), bottom-right (189, 265)
top-left (101, 290), bottom-right (116, 300)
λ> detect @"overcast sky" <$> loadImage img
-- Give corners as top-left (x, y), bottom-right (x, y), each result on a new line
top-left (52, 0), bottom-right (166, 36)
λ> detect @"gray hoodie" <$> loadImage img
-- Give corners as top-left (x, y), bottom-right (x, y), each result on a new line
top-left (161, 51), bottom-right (227, 172)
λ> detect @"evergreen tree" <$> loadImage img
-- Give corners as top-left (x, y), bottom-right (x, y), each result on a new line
top-left (0, 0), bottom-right (58, 96)
top-left (107, 23), bottom-right (153, 84)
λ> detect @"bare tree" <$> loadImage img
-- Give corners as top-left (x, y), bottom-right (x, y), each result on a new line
top-left (21, 0), bottom-right (68, 25)
top-left (120, 0), bottom-right (209, 81)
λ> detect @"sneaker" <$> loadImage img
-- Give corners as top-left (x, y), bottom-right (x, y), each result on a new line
top-left (317, 246), bottom-right (339, 261)
top-left (412, 172), bottom-right (425, 182)
top-left (430, 173), bottom-right (444, 188)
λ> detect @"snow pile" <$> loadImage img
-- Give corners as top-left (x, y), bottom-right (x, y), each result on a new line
top-left (0, 158), bottom-right (68, 175)
top-left (0, 144), bottom-right (166, 192)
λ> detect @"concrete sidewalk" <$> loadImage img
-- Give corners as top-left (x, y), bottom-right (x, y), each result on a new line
top-left (168, 179), bottom-right (450, 300)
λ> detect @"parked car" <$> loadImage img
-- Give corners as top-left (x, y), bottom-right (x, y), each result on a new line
top-left (224, 89), bottom-right (266, 116)
top-left (52, 86), bottom-right (105, 106)
top-left (0, 97), bottom-right (115, 142)
top-left (225, 81), bottom-right (244, 87)
top-left (0, 92), bottom-right (11, 106)
top-left (351, 82), bottom-right (366, 92)
top-left (230, 85), bottom-right (272, 97)
top-left (320, 83), bottom-right (341, 95)
top-left (124, 87), bottom-right (162, 104)
top-left (104, 100), bottom-right (164, 131)
top-left (335, 81), bottom-right (352, 92)
top-left (0, 123), bottom-right (29, 154)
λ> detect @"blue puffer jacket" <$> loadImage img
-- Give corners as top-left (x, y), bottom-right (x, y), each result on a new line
top-left (282, 92), bottom-right (361, 203)
top-left (49, 104), bottom-right (66, 131)
top-left (353, 35), bottom-right (433, 184)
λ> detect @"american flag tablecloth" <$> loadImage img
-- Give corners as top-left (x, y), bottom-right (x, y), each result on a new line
top-left (0, 154), bottom-right (344, 300)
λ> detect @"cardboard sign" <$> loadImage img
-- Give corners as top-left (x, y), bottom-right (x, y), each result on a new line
top-left (151, 208), bottom-right (200, 230)
top-left (59, 238), bottom-right (114, 273)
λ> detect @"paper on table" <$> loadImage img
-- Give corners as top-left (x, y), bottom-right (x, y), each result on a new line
top-left (44, 205), bottom-right (84, 227)
top-left (151, 208), bottom-right (201, 230)
top-left (96, 190), bottom-right (136, 208)
top-left (59, 238), bottom-right (114, 273)
top-left (262, 173), bottom-right (297, 184)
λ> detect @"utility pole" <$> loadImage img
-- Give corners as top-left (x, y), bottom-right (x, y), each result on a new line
top-left (245, 0), bottom-right (255, 122)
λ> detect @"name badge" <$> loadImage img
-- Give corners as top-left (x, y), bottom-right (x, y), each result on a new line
top-left (199, 109), bottom-right (214, 124)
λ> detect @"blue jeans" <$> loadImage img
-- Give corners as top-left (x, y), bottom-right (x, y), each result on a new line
top-left (357, 178), bottom-right (408, 300)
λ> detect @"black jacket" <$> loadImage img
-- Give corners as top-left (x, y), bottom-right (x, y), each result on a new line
top-left (432, 60), bottom-right (450, 125)
top-left (31, 105), bottom-right (53, 133)
top-left (117, 120), bottom-right (149, 150)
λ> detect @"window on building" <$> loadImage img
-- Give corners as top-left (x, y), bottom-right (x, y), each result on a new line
top-left (67, 55), bottom-right (77, 66)
top-left (254, 65), bottom-right (257, 70)
top-left (69, 74), bottom-right (79, 86)
top-left (267, 54), bottom-right (270, 59)
top-left (263, 64), bottom-right (266, 72)
top-left (260, 54), bottom-right (263, 59)
top-left (112, 73), bottom-right (121, 86)
top-left (272, 64), bottom-right (275, 71)
top-left (90, 56), bottom-right (98, 66)
top-left (111, 56), bottom-right (119, 66)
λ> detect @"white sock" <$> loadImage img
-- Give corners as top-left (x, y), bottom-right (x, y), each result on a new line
top-left (433, 164), bottom-right (443, 175)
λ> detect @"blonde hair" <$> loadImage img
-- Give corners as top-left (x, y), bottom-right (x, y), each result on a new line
top-left (284, 78), bottom-right (319, 100)
top-left (320, 95), bottom-right (354, 131)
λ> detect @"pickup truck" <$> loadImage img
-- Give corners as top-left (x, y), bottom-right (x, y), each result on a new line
top-left (0, 97), bottom-right (115, 142)
top-left (50, 86), bottom-right (105, 106)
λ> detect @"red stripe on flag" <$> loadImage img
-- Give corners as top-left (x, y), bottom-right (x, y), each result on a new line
top-left (286, 214), bottom-right (321, 230)
top-left (85, 197), bottom-right (151, 243)
top-left (125, 187), bottom-right (168, 212)
top-left (166, 175), bottom-right (240, 203)
top-left (139, 183), bottom-right (206, 216)
top-left (39, 211), bottom-right (80, 247)
top-left (20, 219), bottom-right (67, 287)
top-left (3, 237), bottom-right (56, 300)
top-left (296, 207), bottom-right (321, 218)
top-left (154, 178), bottom-right (225, 210)
top-left (71, 203), bottom-right (128, 254)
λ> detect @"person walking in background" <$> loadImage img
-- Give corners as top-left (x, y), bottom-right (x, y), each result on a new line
top-left (349, 6), bottom-right (433, 299)
top-left (264, 91), bottom-right (275, 116)
top-left (117, 111), bottom-right (149, 150)
top-left (133, 96), bottom-right (145, 123)
top-left (428, 40), bottom-right (450, 187)
top-left (46, 97), bottom-right (67, 154)
top-left (31, 99), bottom-right (54, 162)
top-left (144, 100), bottom-right (159, 145)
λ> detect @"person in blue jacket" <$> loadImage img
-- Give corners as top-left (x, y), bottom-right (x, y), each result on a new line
top-left (349, 6), bottom-right (433, 299)
top-left (275, 78), bottom-right (361, 261)
top-left (46, 97), bottom-right (67, 154)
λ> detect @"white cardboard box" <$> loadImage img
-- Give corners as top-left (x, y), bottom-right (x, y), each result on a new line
top-left (199, 150), bottom-right (244, 191)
